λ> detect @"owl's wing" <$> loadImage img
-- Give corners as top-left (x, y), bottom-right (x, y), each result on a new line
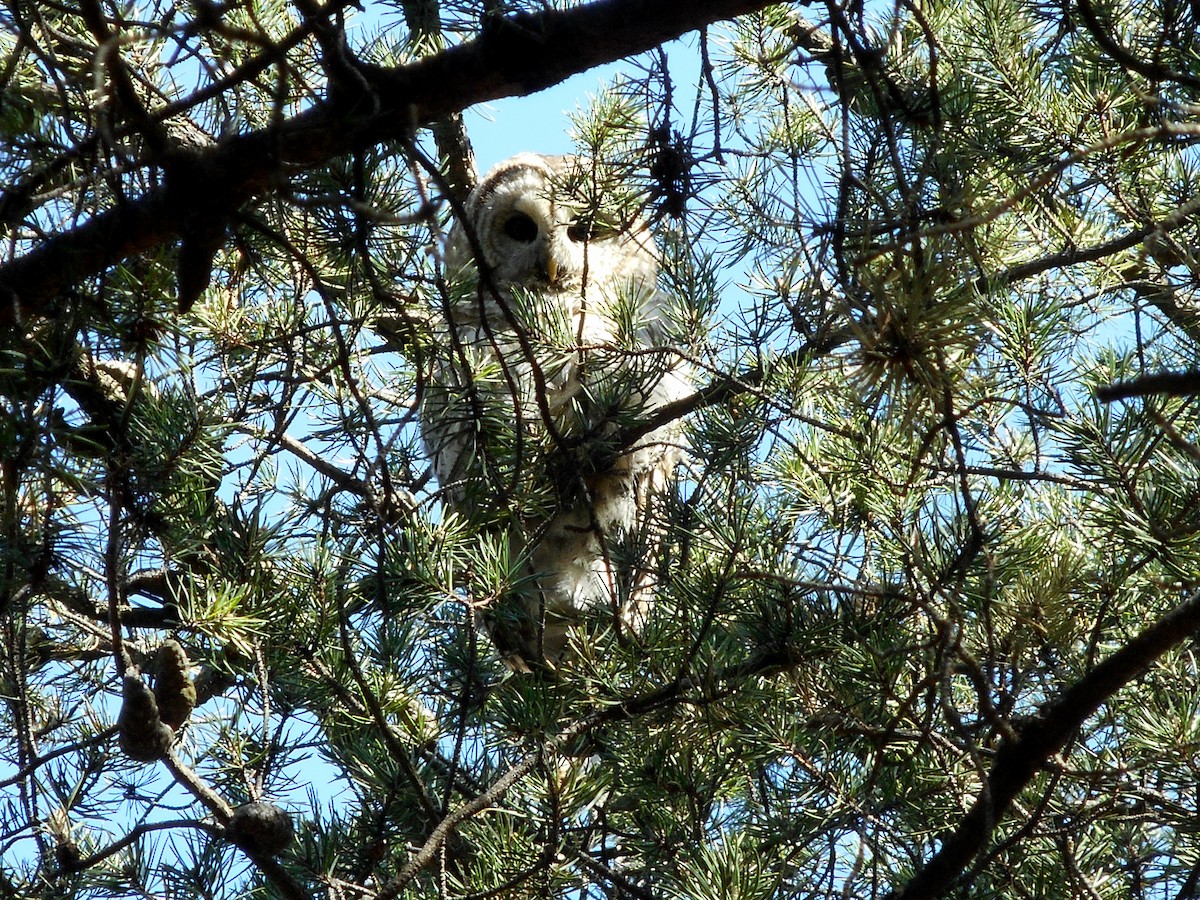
top-left (420, 333), bottom-right (477, 505)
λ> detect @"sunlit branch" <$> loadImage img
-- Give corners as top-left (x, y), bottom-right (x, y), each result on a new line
top-left (890, 589), bottom-right (1200, 900)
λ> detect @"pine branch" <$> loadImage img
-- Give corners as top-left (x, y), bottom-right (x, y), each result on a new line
top-left (373, 645), bottom-right (806, 896)
top-left (1075, 0), bottom-right (1200, 92)
top-left (608, 324), bottom-right (854, 456)
top-left (161, 752), bottom-right (310, 899)
top-left (888, 589), bottom-right (1200, 900)
top-left (983, 193), bottom-right (1200, 343)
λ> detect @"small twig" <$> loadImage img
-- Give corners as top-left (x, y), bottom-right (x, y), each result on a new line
top-left (66, 819), bottom-right (220, 873)
top-left (235, 424), bottom-right (370, 496)
top-left (1096, 369), bottom-right (1200, 402)
top-left (103, 479), bottom-right (133, 675)
top-left (699, 26), bottom-right (722, 163)
top-left (0, 727), bottom-right (118, 791)
top-left (162, 749), bottom-right (234, 822)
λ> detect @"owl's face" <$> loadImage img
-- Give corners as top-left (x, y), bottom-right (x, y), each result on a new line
top-left (444, 154), bottom-right (657, 298)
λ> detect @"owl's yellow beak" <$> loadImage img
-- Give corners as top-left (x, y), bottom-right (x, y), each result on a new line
top-left (544, 252), bottom-right (559, 285)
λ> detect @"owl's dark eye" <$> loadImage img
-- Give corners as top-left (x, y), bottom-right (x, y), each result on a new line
top-left (567, 215), bottom-right (618, 243)
top-left (566, 218), bottom-right (593, 243)
top-left (502, 212), bottom-right (539, 243)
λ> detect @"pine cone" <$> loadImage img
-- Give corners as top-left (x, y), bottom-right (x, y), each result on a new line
top-left (225, 802), bottom-right (295, 856)
top-left (153, 640), bottom-right (196, 731)
top-left (118, 671), bottom-right (174, 762)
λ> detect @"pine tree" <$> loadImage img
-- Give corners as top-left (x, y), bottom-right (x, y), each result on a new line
top-left (2, 0), bottom-right (1199, 897)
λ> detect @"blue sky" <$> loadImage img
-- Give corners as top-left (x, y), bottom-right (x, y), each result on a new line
top-left (466, 72), bottom-right (599, 166)
top-left (437, 38), bottom-right (703, 172)
top-left (470, 56), bottom-right (702, 169)
top-left (352, 4), bottom-right (702, 170)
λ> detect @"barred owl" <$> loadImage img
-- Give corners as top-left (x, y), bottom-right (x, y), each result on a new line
top-left (421, 153), bottom-right (692, 670)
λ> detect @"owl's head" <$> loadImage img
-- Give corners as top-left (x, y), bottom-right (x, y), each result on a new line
top-left (444, 153), bottom-right (657, 294)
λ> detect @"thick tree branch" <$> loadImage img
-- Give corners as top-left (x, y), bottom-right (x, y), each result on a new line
top-left (1075, 0), bottom-right (1200, 92)
top-left (0, 0), bottom-right (775, 327)
top-left (889, 588), bottom-right (1200, 900)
